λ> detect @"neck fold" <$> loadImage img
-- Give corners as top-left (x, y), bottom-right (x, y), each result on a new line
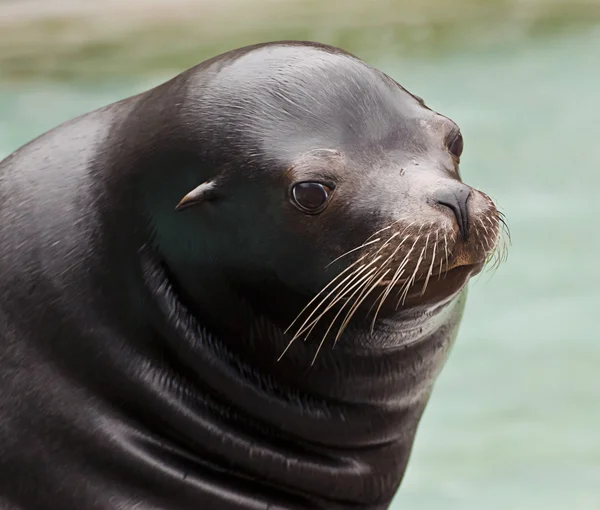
top-left (131, 246), bottom-right (463, 508)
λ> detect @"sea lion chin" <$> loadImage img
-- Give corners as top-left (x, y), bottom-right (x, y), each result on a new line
top-left (0, 41), bottom-right (507, 510)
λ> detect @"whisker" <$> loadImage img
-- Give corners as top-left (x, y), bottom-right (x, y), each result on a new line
top-left (285, 218), bottom-right (421, 362)
top-left (279, 257), bottom-right (376, 360)
top-left (477, 218), bottom-right (494, 253)
top-left (362, 216), bottom-right (410, 244)
top-left (310, 266), bottom-right (381, 364)
top-left (325, 217), bottom-right (417, 269)
top-left (498, 228), bottom-right (510, 266)
top-left (408, 228), bottom-right (430, 299)
top-left (284, 252), bottom-right (371, 335)
top-left (369, 235), bottom-right (421, 331)
top-left (481, 212), bottom-right (510, 278)
top-left (325, 238), bottom-right (382, 268)
top-left (421, 229), bottom-right (438, 296)
top-left (397, 241), bottom-right (426, 308)
top-left (443, 231), bottom-right (449, 276)
top-left (355, 220), bottom-right (417, 321)
top-left (291, 258), bottom-right (382, 341)
top-left (335, 268), bottom-right (392, 346)
top-left (498, 216), bottom-right (512, 245)
top-left (479, 218), bottom-right (491, 237)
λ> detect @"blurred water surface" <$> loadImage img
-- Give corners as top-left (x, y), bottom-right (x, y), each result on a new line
top-left (0, 1), bottom-right (598, 508)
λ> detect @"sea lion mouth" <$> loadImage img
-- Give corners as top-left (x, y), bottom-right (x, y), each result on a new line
top-left (378, 261), bottom-right (485, 309)
top-left (364, 233), bottom-right (493, 314)
top-left (378, 259), bottom-right (484, 288)
top-left (282, 214), bottom-right (508, 364)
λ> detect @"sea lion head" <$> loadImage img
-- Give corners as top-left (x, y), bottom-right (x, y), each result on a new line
top-left (141, 42), bottom-right (507, 355)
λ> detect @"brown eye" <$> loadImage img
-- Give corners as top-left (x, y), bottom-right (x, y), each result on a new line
top-left (291, 182), bottom-right (333, 214)
top-left (448, 132), bottom-right (464, 160)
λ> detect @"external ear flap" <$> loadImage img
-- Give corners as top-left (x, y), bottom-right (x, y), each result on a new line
top-left (175, 181), bottom-right (218, 211)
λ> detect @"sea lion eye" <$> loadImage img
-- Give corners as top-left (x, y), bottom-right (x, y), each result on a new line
top-left (448, 132), bottom-right (464, 160)
top-left (291, 182), bottom-right (333, 214)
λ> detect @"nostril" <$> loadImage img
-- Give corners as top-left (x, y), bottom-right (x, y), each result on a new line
top-left (433, 186), bottom-right (472, 242)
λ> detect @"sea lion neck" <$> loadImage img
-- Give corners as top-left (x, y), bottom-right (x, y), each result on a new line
top-left (125, 246), bottom-right (466, 507)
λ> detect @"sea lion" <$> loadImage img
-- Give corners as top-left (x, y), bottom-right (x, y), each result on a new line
top-left (0, 41), bottom-right (507, 510)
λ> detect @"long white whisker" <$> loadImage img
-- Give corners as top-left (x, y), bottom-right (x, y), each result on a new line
top-left (279, 257), bottom-right (376, 361)
top-left (335, 268), bottom-right (392, 346)
top-left (291, 258), bottom-right (382, 340)
top-left (325, 238), bottom-right (381, 268)
top-left (284, 252), bottom-right (371, 335)
top-left (310, 266), bottom-right (380, 364)
top-left (421, 229), bottom-right (438, 296)
top-left (369, 235), bottom-right (421, 330)
top-left (362, 216), bottom-right (411, 243)
top-left (443, 231), bottom-right (449, 276)
top-left (398, 242), bottom-right (426, 307)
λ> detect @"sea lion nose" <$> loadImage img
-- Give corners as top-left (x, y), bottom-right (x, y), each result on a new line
top-left (432, 185), bottom-right (472, 242)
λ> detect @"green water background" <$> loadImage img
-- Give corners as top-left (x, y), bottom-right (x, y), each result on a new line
top-left (0, 1), bottom-right (598, 508)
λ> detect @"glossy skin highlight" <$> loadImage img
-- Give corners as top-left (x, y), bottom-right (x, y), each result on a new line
top-left (0, 42), bottom-right (503, 509)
